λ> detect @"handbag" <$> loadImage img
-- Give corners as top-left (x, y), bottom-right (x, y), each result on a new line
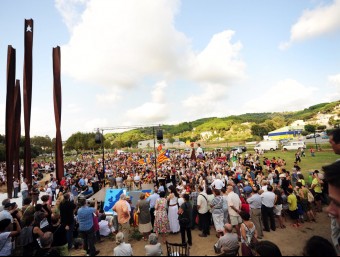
top-left (307, 189), bottom-right (315, 203)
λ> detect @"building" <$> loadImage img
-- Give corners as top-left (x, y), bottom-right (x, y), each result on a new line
top-left (138, 139), bottom-right (186, 149)
top-left (268, 126), bottom-right (303, 141)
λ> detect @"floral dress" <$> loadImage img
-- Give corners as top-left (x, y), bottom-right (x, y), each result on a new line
top-left (154, 198), bottom-right (170, 235)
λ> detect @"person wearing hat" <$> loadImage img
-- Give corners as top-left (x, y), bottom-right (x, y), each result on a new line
top-left (0, 212), bottom-right (21, 256)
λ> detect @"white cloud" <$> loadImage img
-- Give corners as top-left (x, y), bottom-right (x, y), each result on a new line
top-left (84, 118), bottom-right (109, 131)
top-left (125, 81), bottom-right (169, 123)
top-left (279, 0), bottom-right (340, 50)
top-left (183, 83), bottom-right (228, 111)
top-left (60, 0), bottom-right (190, 88)
top-left (56, 0), bottom-right (247, 129)
top-left (96, 89), bottom-right (122, 106)
top-left (189, 30), bottom-right (246, 83)
top-left (55, 0), bottom-right (89, 32)
top-left (329, 73), bottom-right (340, 88)
top-left (65, 103), bottom-right (82, 114)
top-left (243, 79), bottom-right (318, 112)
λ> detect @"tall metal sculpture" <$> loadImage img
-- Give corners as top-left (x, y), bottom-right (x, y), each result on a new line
top-left (23, 19), bottom-right (33, 184)
top-left (13, 80), bottom-right (21, 179)
top-left (5, 46), bottom-right (16, 198)
top-left (53, 46), bottom-right (64, 182)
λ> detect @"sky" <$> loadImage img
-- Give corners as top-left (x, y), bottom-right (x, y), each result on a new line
top-left (0, 0), bottom-right (339, 140)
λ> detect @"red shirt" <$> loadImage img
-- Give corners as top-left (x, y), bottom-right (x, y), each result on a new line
top-left (60, 179), bottom-right (67, 187)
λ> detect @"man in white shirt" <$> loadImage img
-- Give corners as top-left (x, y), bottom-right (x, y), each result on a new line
top-left (196, 144), bottom-right (204, 157)
top-left (197, 186), bottom-right (210, 237)
top-left (211, 174), bottom-right (225, 190)
top-left (261, 185), bottom-right (276, 232)
top-left (226, 186), bottom-right (242, 239)
top-left (21, 178), bottom-right (29, 204)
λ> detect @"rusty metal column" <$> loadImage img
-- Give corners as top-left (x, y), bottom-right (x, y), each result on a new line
top-left (6, 46), bottom-right (16, 198)
top-left (23, 19), bottom-right (33, 184)
top-left (53, 46), bottom-right (64, 182)
top-left (13, 80), bottom-right (21, 179)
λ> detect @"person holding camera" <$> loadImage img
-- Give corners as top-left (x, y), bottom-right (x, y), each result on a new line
top-left (77, 197), bottom-right (100, 256)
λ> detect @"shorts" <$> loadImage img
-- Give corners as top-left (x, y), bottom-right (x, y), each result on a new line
top-left (289, 210), bottom-right (299, 220)
top-left (274, 204), bottom-right (283, 216)
top-left (230, 215), bottom-right (242, 226)
top-left (314, 193), bottom-right (322, 201)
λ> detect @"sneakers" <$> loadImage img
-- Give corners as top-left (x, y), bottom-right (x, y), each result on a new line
top-left (94, 250), bottom-right (100, 256)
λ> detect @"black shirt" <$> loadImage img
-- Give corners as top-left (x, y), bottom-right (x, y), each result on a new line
top-left (60, 200), bottom-right (76, 226)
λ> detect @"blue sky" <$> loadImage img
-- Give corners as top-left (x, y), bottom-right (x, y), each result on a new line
top-left (0, 0), bottom-right (339, 139)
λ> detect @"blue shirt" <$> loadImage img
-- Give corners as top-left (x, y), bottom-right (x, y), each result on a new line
top-left (79, 178), bottom-right (85, 187)
top-left (71, 185), bottom-right (79, 196)
top-left (77, 206), bottom-right (95, 231)
top-left (147, 193), bottom-right (160, 209)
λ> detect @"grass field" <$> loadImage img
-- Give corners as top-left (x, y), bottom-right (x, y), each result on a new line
top-left (255, 150), bottom-right (339, 177)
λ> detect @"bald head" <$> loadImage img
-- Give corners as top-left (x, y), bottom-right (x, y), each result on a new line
top-left (224, 223), bottom-right (233, 233)
top-left (227, 186), bottom-right (233, 192)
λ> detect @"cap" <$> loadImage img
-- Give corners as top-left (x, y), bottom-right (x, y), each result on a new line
top-left (4, 202), bottom-right (16, 209)
top-left (126, 196), bottom-right (131, 200)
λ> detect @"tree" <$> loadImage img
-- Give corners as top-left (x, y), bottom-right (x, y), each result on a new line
top-left (251, 124), bottom-right (269, 137)
top-left (305, 125), bottom-right (316, 133)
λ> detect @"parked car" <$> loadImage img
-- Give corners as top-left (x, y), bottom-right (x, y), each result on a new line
top-left (282, 141), bottom-right (306, 151)
top-left (306, 133), bottom-right (321, 139)
top-left (231, 146), bottom-right (247, 154)
top-left (254, 141), bottom-right (279, 152)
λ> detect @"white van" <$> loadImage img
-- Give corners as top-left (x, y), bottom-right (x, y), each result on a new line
top-left (282, 141), bottom-right (306, 151)
top-left (254, 141), bottom-right (279, 152)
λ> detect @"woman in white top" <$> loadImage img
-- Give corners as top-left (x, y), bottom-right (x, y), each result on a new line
top-left (167, 186), bottom-right (180, 233)
top-left (240, 211), bottom-right (258, 256)
top-left (113, 232), bottom-right (133, 256)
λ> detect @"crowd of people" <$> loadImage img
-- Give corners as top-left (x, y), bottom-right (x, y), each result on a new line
top-left (0, 129), bottom-right (340, 256)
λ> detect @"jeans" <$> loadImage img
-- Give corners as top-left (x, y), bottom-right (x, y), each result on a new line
top-left (14, 187), bottom-right (19, 198)
top-left (22, 190), bottom-right (28, 205)
top-left (80, 227), bottom-right (97, 256)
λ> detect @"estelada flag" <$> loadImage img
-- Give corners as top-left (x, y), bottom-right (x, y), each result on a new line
top-left (157, 149), bottom-right (170, 163)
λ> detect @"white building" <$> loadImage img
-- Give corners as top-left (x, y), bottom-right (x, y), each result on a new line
top-left (138, 139), bottom-right (186, 149)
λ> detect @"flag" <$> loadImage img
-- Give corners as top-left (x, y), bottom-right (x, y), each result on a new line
top-left (157, 144), bottom-right (163, 151)
top-left (157, 149), bottom-right (170, 163)
top-left (138, 158), bottom-right (146, 165)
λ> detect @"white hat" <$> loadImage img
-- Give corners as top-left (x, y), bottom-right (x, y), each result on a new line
top-left (279, 174), bottom-right (286, 178)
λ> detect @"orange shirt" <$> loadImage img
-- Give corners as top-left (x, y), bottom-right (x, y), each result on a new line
top-left (113, 200), bottom-right (130, 224)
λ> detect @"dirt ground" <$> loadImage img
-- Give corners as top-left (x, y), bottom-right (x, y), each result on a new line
top-left (96, 209), bottom-right (332, 256)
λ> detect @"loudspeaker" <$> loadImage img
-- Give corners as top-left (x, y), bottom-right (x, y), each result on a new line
top-left (157, 129), bottom-right (163, 141)
top-left (95, 133), bottom-right (103, 144)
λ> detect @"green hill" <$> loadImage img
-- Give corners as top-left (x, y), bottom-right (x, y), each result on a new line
top-left (64, 100), bottom-right (340, 150)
